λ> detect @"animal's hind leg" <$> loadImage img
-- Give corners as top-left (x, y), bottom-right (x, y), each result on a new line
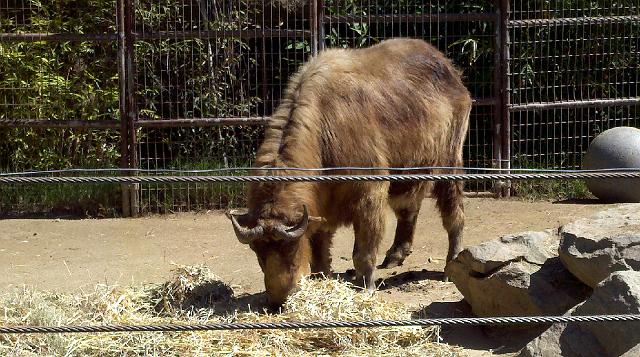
top-left (439, 100), bottom-right (471, 264)
top-left (379, 198), bottom-right (423, 269)
top-left (434, 180), bottom-right (465, 263)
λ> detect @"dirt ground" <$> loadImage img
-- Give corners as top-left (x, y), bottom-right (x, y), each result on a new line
top-left (0, 197), bottom-right (611, 356)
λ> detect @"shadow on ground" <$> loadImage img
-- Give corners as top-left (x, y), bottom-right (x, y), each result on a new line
top-left (552, 198), bottom-right (603, 205)
top-left (334, 268), bottom-right (445, 290)
top-left (377, 269), bottom-right (445, 290)
top-left (414, 300), bottom-right (544, 355)
top-left (172, 291), bottom-right (272, 315)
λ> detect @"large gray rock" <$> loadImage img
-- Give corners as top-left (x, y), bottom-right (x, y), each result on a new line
top-left (520, 271), bottom-right (640, 357)
top-left (519, 322), bottom-right (605, 357)
top-left (445, 231), bottom-right (590, 318)
top-left (582, 126), bottom-right (640, 202)
top-left (559, 204), bottom-right (640, 288)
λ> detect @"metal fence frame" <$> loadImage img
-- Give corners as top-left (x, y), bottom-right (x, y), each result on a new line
top-left (1, 1), bottom-right (639, 216)
top-left (505, 1), bottom-right (640, 177)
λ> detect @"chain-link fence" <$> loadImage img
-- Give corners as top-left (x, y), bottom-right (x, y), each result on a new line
top-left (508, 1), bottom-right (640, 170)
top-left (1, 1), bottom-right (639, 216)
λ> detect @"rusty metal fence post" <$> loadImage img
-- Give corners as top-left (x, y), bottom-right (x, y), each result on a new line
top-left (497, 0), bottom-right (511, 197)
top-left (117, 0), bottom-right (139, 217)
top-left (492, 5), bottom-right (503, 196)
top-left (310, 0), bottom-right (318, 56)
top-left (317, 0), bottom-right (325, 52)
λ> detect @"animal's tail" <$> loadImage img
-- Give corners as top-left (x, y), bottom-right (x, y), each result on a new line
top-left (450, 98), bottom-right (472, 168)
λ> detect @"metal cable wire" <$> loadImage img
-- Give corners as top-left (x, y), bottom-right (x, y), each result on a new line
top-left (1, 167), bottom-right (640, 176)
top-left (508, 15), bottom-right (640, 27)
top-left (1, 314), bottom-right (638, 334)
top-left (1, 171), bottom-right (640, 184)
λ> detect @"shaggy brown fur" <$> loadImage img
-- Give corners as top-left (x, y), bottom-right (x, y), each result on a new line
top-left (234, 38), bottom-right (472, 306)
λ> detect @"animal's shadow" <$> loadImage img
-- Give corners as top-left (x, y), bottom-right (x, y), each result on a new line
top-left (334, 268), bottom-right (445, 290)
top-left (155, 280), bottom-right (273, 316)
top-left (222, 291), bottom-right (273, 314)
top-left (376, 269), bottom-right (445, 290)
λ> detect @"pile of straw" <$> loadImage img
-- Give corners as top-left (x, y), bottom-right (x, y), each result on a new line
top-left (0, 265), bottom-right (460, 356)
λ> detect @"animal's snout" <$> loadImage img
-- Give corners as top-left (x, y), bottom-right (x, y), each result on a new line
top-left (265, 279), bottom-right (301, 308)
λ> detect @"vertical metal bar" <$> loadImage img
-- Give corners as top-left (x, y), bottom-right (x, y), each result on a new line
top-left (492, 7), bottom-right (503, 196)
top-left (317, 0), bottom-right (325, 51)
top-left (117, 0), bottom-right (131, 217)
top-left (117, 0), bottom-right (139, 216)
top-left (499, 0), bottom-right (512, 197)
top-left (261, 34), bottom-right (268, 115)
top-left (125, 0), bottom-right (139, 216)
top-left (310, 0), bottom-right (318, 56)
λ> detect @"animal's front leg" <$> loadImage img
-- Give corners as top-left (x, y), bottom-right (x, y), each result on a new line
top-left (352, 195), bottom-right (387, 292)
top-left (310, 230), bottom-right (335, 278)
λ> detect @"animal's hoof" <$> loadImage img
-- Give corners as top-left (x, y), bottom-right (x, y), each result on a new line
top-left (378, 254), bottom-right (405, 269)
top-left (310, 272), bottom-right (331, 280)
top-left (353, 274), bottom-right (376, 293)
top-left (358, 282), bottom-right (376, 295)
top-left (344, 269), bottom-right (356, 277)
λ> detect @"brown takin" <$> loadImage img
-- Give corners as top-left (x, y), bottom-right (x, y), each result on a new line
top-left (228, 38), bottom-right (472, 307)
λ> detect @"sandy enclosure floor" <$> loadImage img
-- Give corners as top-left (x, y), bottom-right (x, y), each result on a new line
top-left (0, 197), bottom-right (611, 356)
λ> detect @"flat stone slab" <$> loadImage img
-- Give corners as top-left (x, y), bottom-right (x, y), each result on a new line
top-left (446, 231), bottom-right (590, 318)
top-left (559, 204), bottom-right (640, 288)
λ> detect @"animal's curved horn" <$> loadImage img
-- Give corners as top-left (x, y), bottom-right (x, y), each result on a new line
top-left (229, 212), bottom-right (264, 244)
top-left (274, 205), bottom-right (309, 241)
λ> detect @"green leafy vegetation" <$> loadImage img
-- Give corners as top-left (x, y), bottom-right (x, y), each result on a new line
top-left (509, 159), bottom-right (593, 201)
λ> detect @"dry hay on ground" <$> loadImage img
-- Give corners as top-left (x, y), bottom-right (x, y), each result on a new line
top-left (0, 265), bottom-right (460, 356)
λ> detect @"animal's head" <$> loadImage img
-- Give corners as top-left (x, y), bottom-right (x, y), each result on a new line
top-left (227, 204), bottom-right (319, 307)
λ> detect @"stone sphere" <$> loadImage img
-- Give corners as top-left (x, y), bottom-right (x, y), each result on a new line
top-left (582, 126), bottom-right (640, 202)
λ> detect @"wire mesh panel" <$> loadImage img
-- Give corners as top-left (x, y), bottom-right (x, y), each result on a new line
top-left (508, 0), bottom-right (640, 170)
top-left (133, 0), bottom-right (313, 122)
top-left (511, 106), bottom-right (640, 169)
top-left (133, 0), bottom-right (313, 212)
top-left (0, 1), bottom-right (119, 123)
top-left (0, 0), bottom-right (123, 216)
top-left (136, 125), bottom-right (262, 213)
top-left (1, 0), bottom-right (503, 215)
top-left (1, 0), bottom-right (117, 34)
top-left (132, 1), bottom-right (502, 212)
top-left (9, 2), bottom-right (635, 214)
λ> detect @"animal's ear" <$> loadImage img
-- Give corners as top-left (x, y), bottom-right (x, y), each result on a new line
top-left (309, 216), bottom-right (327, 223)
